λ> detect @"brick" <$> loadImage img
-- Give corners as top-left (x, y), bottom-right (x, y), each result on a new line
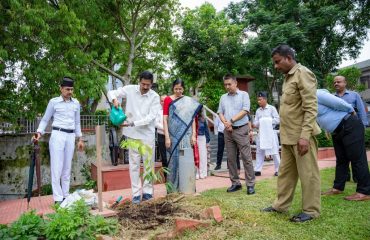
top-left (175, 217), bottom-right (210, 234)
top-left (201, 206), bottom-right (223, 223)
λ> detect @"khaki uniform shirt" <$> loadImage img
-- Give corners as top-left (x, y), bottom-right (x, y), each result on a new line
top-left (279, 63), bottom-right (321, 145)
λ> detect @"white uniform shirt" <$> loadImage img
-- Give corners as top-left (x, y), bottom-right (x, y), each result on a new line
top-left (37, 96), bottom-right (82, 137)
top-left (155, 107), bottom-right (164, 135)
top-left (107, 85), bottom-right (160, 140)
top-left (253, 104), bottom-right (280, 128)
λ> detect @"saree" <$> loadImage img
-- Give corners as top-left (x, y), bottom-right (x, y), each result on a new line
top-left (167, 96), bottom-right (202, 192)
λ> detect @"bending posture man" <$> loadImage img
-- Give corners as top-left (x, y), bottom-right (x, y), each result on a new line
top-left (318, 89), bottom-right (370, 201)
top-left (333, 75), bottom-right (368, 182)
top-left (107, 71), bottom-right (160, 204)
top-left (262, 44), bottom-right (321, 223)
top-left (35, 77), bottom-right (84, 204)
top-left (217, 73), bottom-right (255, 195)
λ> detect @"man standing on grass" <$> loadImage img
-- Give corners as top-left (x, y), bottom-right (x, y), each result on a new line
top-left (217, 73), bottom-right (255, 195)
top-left (318, 89), bottom-right (370, 201)
top-left (262, 44), bottom-right (321, 223)
top-left (107, 71), bottom-right (160, 204)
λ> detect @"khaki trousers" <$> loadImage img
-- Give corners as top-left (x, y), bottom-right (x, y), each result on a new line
top-left (272, 137), bottom-right (321, 217)
top-left (224, 124), bottom-right (255, 187)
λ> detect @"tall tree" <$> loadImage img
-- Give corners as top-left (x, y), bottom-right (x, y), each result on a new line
top-left (174, 3), bottom-right (246, 110)
top-left (0, 0), bottom-right (178, 121)
top-left (226, 0), bottom-right (370, 87)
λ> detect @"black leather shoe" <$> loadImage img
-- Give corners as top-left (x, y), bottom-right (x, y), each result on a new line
top-left (261, 206), bottom-right (279, 212)
top-left (290, 213), bottom-right (313, 223)
top-left (227, 184), bottom-right (242, 192)
top-left (214, 165), bottom-right (221, 170)
top-left (274, 172), bottom-right (278, 176)
top-left (247, 186), bottom-right (255, 195)
top-left (254, 171), bottom-right (261, 176)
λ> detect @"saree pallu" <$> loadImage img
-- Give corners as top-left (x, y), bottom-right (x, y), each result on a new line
top-left (167, 96), bottom-right (202, 192)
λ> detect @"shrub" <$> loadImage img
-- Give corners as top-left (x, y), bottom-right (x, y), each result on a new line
top-left (0, 210), bottom-right (45, 240)
top-left (365, 128), bottom-right (370, 149)
top-left (45, 200), bottom-right (118, 240)
top-left (0, 200), bottom-right (118, 240)
top-left (316, 129), bottom-right (333, 147)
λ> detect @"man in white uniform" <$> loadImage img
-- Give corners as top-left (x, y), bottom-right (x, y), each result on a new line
top-left (253, 91), bottom-right (280, 176)
top-left (35, 77), bottom-right (84, 204)
top-left (107, 71), bottom-right (160, 204)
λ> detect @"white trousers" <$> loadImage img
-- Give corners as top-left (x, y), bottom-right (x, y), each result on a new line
top-left (49, 130), bottom-right (76, 201)
top-left (128, 138), bottom-right (155, 197)
top-left (196, 135), bottom-right (208, 179)
top-left (255, 150), bottom-right (280, 172)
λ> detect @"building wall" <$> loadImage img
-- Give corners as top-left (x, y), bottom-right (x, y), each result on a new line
top-left (0, 132), bottom-right (110, 200)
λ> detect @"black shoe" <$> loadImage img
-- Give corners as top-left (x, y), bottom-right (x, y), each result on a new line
top-left (274, 172), bottom-right (278, 176)
top-left (254, 171), bottom-right (261, 176)
top-left (261, 206), bottom-right (279, 213)
top-left (227, 184), bottom-right (242, 192)
top-left (290, 213), bottom-right (314, 223)
top-left (142, 193), bottom-right (153, 201)
top-left (54, 201), bottom-right (62, 205)
top-left (214, 165), bottom-right (221, 170)
top-left (247, 186), bottom-right (255, 195)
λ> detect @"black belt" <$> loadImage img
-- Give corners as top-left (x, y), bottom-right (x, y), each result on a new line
top-left (52, 127), bottom-right (75, 133)
top-left (232, 124), bottom-right (247, 130)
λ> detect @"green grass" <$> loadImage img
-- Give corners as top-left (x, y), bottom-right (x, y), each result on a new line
top-left (179, 168), bottom-right (370, 240)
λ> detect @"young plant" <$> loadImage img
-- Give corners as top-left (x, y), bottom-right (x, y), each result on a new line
top-left (120, 139), bottom-right (173, 190)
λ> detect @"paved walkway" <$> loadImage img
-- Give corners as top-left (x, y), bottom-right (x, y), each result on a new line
top-left (0, 156), bottom-right (343, 225)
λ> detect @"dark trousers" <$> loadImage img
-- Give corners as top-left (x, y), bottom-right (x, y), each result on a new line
top-left (332, 115), bottom-right (370, 195)
top-left (157, 133), bottom-right (168, 179)
top-left (216, 132), bottom-right (225, 167)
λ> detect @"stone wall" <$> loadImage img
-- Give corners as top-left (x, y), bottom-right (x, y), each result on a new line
top-left (0, 132), bottom-right (111, 200)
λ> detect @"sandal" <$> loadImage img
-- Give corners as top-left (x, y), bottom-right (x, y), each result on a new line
top-left (290, 212), bottom-right (313, 223)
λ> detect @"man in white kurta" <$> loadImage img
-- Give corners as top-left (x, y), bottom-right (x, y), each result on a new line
top-left (35, 77), bottom-right (84, 204)
top-left (107, 71), bottom-right (160, 204)
top-left (253, 92), bottom-right (280, 176)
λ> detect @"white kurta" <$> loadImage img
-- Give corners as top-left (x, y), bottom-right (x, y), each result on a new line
top-left (107, 85), bottom-right (160, 197)
top-left (253, 104), bottom-right (280, 173)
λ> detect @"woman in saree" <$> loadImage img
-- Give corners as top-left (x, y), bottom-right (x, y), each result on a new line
top-left (163, 79), bottom-right (202, 193)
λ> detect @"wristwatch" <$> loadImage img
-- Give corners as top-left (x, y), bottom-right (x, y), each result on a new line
top-left (230, 118), bottom-right (234, 124)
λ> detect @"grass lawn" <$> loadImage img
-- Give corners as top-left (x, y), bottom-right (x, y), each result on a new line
top-left (178, 167), bottom-right (370, 240)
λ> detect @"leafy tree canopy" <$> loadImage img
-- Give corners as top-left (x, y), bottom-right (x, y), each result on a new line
top-left (226, 0), bottom-right (370, 88)
top-left (325, 66), bottom-right (364, 92)
top-left (0, 0), bottom-right (178, 122)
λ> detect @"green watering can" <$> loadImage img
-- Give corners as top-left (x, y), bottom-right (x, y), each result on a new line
top-left (110, 106), bottom-right (127, 126)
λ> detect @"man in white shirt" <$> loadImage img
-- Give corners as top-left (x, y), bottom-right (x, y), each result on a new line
top-left (252, 92), bottom-right (280, 177)
top-left (34, 77), bottom-right (84, 204)
top-left (155, 95), bottom-right (167, 179)
top-left (107, 71), bottom-right (160, 204)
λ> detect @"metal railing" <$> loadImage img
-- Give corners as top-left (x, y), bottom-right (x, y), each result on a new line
top-left (0, 115), bottom-right (110, 135)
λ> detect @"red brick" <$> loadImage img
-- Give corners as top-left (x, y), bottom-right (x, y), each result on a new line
top-left (201, 206), bottom-right (223, 223)
top-left (175, 217), bottom-right (210, 234)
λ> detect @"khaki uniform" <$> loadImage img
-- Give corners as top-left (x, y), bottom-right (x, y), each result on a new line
top-left (272, 63), bottom-right (322, 218)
